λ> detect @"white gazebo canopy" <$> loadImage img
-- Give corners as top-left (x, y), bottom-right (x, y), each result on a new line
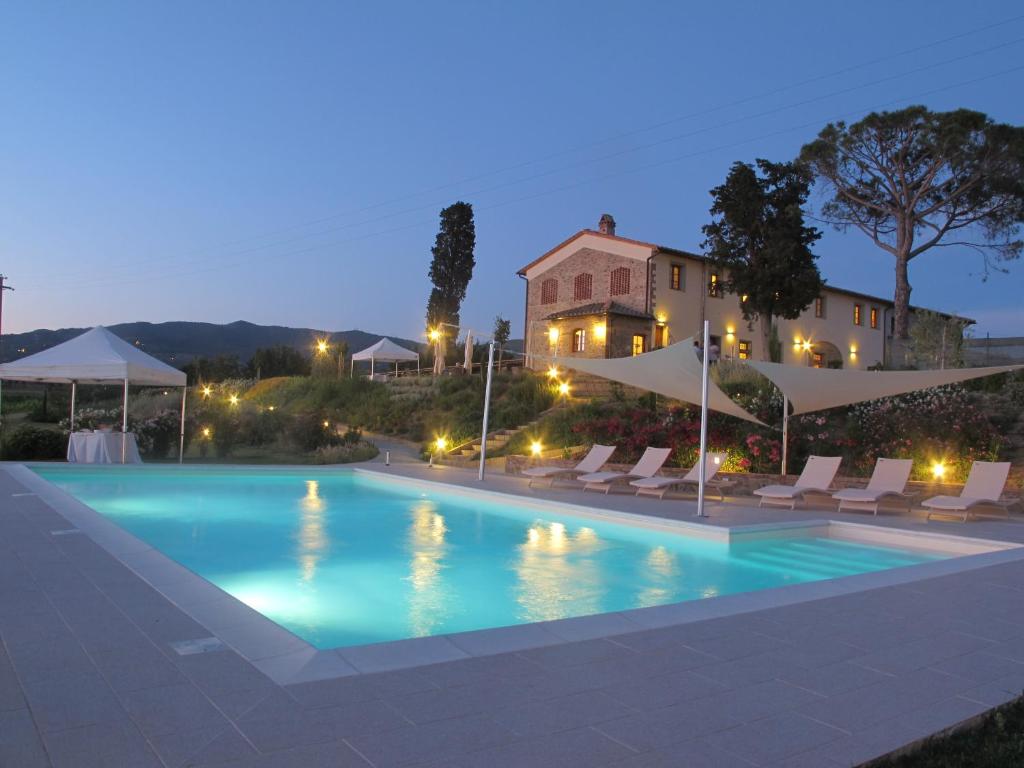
top-left (0, 326), bottom-right (188, 462)
top-left (0, 326), bottom-right (186, 386)
top-left (550, 338), bottom-right (762, 424)
top-left (350, 337), bottom-right (419, 377)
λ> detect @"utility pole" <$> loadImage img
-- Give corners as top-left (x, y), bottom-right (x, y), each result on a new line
top-left (0, 275), bottom-right (12, 435)
top-left (0, 274), bottom-right (13, 357)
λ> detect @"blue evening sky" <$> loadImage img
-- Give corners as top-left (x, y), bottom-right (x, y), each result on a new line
top-left (1, 1), bottom-right (1022, 341)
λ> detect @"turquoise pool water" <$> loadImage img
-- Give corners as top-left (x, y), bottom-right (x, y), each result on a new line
top-left (35, 467), bottom-right (947, 649)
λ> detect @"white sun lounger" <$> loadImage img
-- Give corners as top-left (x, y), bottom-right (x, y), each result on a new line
top-left (832, 458), bottom-right (914, 515)
top-left (753, 455), bottom-right (842, 509)
top-left (521, 444), bottom-right (616, 488)
top-left (630, 452), bottom-right (730, 499)
top-left (923, 461), bottom-right (1013, 522)
top-left (578, 447), bottom-right (672, 493)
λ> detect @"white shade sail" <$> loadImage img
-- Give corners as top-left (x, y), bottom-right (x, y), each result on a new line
top-left (0, 327), bottom-right (186, 386)
top-left (748, 360), bottom-right (1023, 415)
top-left (550, 339), bottom-right (762, 424)
top-left (350, 337), bottom-right (419, 363)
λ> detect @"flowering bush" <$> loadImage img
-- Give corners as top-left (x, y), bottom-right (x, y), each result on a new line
top-left (847, 386), bottom-right (999, 482)
top-left (569, 405), bottom-right (744, 468)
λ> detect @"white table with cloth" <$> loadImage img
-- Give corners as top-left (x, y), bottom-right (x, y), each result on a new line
top-left (67, 431), bottom-right (142, 464)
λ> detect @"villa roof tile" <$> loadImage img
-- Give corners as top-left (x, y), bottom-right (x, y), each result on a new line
top-left (543, 301), bottom-right (654, 321)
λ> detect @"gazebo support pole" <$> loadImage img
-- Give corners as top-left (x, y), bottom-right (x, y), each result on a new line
top-left (121, 378), bottom-right (128, 464)
top-left (696, 321), bottom-right (710, 518)
top-left (70, 381), bottom-right (77, 432)
top-left (350, 358), bottom-right (354, 378)
top-left (781, 397), bottom-right (789, 477)
top-left (178, 386), bottom-right (187, 464)
top-left (478, 341), bottom-right (495, 482)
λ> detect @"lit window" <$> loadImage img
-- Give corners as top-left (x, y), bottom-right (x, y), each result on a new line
top-left (631, 335), bottom-right (646, 356)
top-left (853, 303), bottom-right (862, 326)
top-left (670, 264), bottom-right (683, 291)
top-left (812, 352), bottom-right (824, 368)
top-left (708, 273), bottom-right (721, 298)
top-left (737, 340), bottom-right (752, 360)
top-left (573, 273), bottom-right (593, 301)
top-left (870, 306), bottom-right (879, 329)
top-left (610, 267), bottom-right (630, 296)
top-left (572, 329), bottom-right (586, 353)
top-left (814, 296), bottom-right (825, 318)
top-left (540, 279), bottom-right (558, 304)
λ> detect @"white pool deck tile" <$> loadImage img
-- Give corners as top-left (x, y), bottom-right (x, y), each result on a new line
top-left (4, 460), bottom-right (1024, 766)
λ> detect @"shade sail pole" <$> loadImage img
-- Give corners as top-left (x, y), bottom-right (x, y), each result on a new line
top-left (70, 381), bottom-right (77, 432)
top-left (781, 396), bottom-right (789, 477)
top-left (121, 378), bottom-right (128, 464)
top-left (478, 341), bottom-right (495, 481)
top-left (178, 386), bottom-right (187, 464)
top-left (696, 320), bottom-right (710, 518)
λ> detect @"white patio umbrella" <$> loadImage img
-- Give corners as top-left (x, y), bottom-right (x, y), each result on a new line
top-left (433, 336), bottom-right (445, 375)
top-left (463, 333), bottom-right (474, 372)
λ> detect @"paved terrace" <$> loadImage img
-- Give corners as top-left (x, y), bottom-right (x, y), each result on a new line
top-left (3, 458), bottom-right (1024, 767)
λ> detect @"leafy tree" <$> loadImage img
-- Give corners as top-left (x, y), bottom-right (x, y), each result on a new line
top-left (702, 159), bottom-right (823, 361)
top-left (426, 202), bottom-right (476, 363)
top-left (492, 315), bottom-right (511, 368)
top-left (181, 354), bottom-right (244, 384)
top-left (908, 310), bottom-right (970, 370)
top-left (799, 107), bottom-right (1024, 345)
top-left (247, 345), bottom-right (310, 379)
top-left (311, 340), bottom-right (348, 379)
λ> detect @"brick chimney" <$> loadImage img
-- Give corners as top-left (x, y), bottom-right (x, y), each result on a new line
top-left (598, 213), bottom-right (616, 236)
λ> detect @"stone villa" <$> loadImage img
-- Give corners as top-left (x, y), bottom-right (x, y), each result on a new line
top-left (518, 214), bottom-right (961, 370)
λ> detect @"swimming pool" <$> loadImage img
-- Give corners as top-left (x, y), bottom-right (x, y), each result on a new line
top-left (35, 466), bottom-right (950, 649)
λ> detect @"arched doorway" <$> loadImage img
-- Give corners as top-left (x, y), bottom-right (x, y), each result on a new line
top-left (808, 341), bottom-right (843, 369)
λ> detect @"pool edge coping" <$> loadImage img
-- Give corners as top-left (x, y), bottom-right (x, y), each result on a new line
top-left (9, 461), bottom-right (1024, 686)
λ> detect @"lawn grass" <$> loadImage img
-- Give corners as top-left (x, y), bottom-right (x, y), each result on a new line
top-left (872, 695), bottom-right (1024, 767)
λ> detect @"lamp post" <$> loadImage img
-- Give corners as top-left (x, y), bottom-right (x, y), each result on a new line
top-left (696, 320), bottom-right (711, 518)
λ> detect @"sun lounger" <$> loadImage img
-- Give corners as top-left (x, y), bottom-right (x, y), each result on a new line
top-left (630, 452), bottom-right (730, 499)
top-left (753, 455), bottom-right (842, 509)
top-left (832, 458), bottom-right (914, 515)
top-left (578, 447), bottom-right (672, 493)
top-left (923, 461), bottom-right (1013, 522)
top-left (521, 444), bottom-right (616, 488)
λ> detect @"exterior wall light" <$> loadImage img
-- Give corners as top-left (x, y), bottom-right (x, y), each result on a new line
top-left (593, 323), bottom-right (607, 342)
top-left (548, 327), bottom-right (559, 345)
top-left (530, 440), bottom-right (543, 457)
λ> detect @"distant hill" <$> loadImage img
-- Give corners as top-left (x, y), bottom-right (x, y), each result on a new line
top-left (0, 321), bottom-right (425, 366)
